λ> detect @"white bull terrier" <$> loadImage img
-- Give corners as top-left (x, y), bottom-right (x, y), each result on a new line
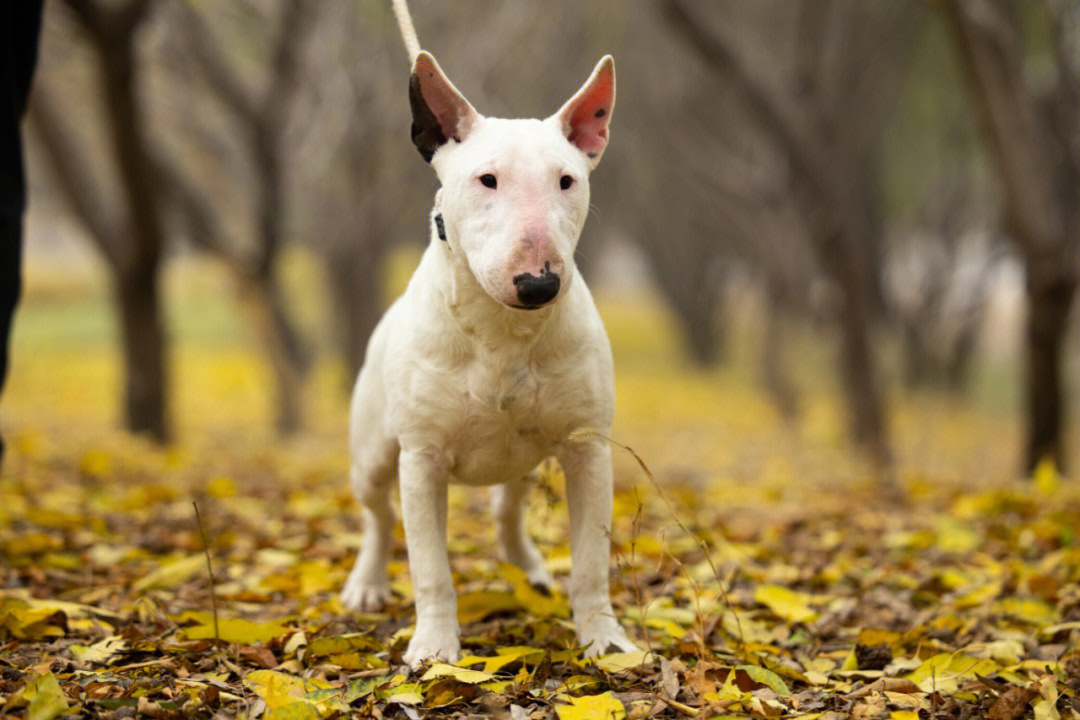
top-left (340, 48), bottom-right (639, 667)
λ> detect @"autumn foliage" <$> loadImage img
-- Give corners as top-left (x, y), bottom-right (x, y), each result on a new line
top-left (3, 257), bottom-right (1080, 719)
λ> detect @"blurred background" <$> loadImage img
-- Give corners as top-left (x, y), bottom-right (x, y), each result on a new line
top-left (4, 0), bottom-right (1080, 492)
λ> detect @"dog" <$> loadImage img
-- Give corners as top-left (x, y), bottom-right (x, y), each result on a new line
top-left (339, 32), bottom-right (638, 667)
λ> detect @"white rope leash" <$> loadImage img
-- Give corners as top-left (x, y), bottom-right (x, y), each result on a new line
top-left (390, 0), bottom-right (421, 62)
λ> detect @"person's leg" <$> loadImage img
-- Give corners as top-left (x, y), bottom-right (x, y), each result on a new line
top-left (0, 1), bottom-right (45, 461)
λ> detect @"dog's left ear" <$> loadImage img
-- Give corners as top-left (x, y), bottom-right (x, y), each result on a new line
top-left (553, 55), bottom-right (615, 169)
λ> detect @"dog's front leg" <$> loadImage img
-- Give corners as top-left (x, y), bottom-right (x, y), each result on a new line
top-left (560, 441), bottom-right (640, 657)
top-left (399, 447), bottom-right (460, 667)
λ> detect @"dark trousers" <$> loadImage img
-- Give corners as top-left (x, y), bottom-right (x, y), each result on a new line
top-left (1, 1), bottom-right (45, 459)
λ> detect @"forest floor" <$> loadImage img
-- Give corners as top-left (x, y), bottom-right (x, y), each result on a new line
top-left (2, 254), bottom-right (1080, 719)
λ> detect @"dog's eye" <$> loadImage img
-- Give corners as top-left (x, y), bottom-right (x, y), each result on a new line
top-left (559, 175), bottom-right (574, 191)
top-left (479, 174), bottom-right (497, 189)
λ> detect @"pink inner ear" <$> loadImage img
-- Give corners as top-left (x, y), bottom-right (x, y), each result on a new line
top-left (565, 75), bottom-right (614, 156)
top-left (423, 80), bottom-right (468, 142)
top-left (413, 53), bottom-right (475, 143)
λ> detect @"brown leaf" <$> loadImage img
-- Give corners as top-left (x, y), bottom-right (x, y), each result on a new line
top-left (660, 655), bottom-right (679, 699)
top-left (987, 684), bottom-right (1039, 720)
top-left (238, 644), bottom-right (277, 669)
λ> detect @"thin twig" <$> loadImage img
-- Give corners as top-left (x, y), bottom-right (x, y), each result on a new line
top-left (658, 694), bottom-right (702, 716)
top-left (193, 501), bottom-right (220, 647)
top-left (627, 487), bottom-right (654, 652)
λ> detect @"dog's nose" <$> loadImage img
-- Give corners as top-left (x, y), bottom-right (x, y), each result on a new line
top-left (513, 266), bottom-right (561, 307)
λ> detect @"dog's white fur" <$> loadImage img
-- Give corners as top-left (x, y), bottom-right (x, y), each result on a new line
top-left (340, 50), bottom-right (637, 666)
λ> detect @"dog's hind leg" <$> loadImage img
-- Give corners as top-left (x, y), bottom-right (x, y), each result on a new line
top-left (341, 445), bottom-right (397, 612)
top-left (492, 470), bottom-right (554, 591)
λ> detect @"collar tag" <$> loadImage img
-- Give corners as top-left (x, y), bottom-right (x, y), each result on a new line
top-left (434, 213), bottom-right (447, 241)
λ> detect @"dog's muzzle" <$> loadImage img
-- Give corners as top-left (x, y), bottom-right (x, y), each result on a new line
top-left (513, 264), bottom-right (561, 308)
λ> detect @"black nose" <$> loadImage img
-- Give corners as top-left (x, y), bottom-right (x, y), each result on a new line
top-left (513, 266), bottom-right (561, 307)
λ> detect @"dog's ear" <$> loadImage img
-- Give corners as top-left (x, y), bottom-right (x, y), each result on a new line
top-left (410, 51), bottom-right (479, 163)
top-left (553, 55), bottom-right (615, 168)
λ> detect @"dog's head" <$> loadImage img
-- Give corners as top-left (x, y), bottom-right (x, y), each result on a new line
top-left (408, 52), bottom-right (614, 310)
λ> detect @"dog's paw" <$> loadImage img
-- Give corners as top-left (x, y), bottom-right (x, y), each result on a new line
top-left (577, 617), bottom-right (640, 658)
top-left (524, 563), bottom-right (555, 594)
top-left (340, 575), bottom-right (393, 612)
top-left (403, 623), bottom-right (461, 668)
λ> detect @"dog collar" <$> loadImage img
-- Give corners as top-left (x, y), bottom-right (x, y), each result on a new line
top-left (434, 213), bottom-right (447, 242)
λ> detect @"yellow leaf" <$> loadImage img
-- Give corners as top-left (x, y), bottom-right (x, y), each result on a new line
top-left (934, 518), bottom-right (980, 554)
top-left (595, 650), bottom-right (652, 673)
top-left (264, 702), bottom-right (321, 720)
top-left (905, 653), bottom-right (998, 693)
top-left (306, 633), bottom-right (380, 657)
top-left (501, 563), bottom-right (570, 618)
top-left (24, 672), bottom-right (69, 720)
top-left (78, 449), bottom-right (111, 478)
top-left (133, 554), bottom-right (206, 591)
top-left (555, 692), bottom-right (627, 720)
top-left (420, 662), bottom-right (494, 683)
top-left (737, 664), bottom-right (791, 696)
top-left (69, 635), bottom-right (126, 666)
top-left (857, 628), bottom-right (900, 649)
top-left (994, 597), bottom-right (1058, 626)
top-left (1033, 457), bottom-right (1060, 495)
top-left (379, 682), bottom-right (424, 705)
top-left (890, 712), bottom-right (919, 720)
top-left (0, 602), bottom-right (66, 640)
top-left (954, 582), bottom-right (1001, 609)
top-left (206, 475), bottom-right (237, 498)
top-left (963, 639), bottom-right (1024, 665)
top-left (458, 646), bottom-right (545, 673)
top-left (1035, 673), bottom-right (1061, 720)
top-left (754, 585), bottom-right (818, 623)
top-left (180, 612), bottom-right (291, 644)
top-left (456, 590), bottom-right (522, 625)
top-left (243, 670), bottom-right (332, 711)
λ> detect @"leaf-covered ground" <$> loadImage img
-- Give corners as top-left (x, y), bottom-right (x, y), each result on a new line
top-left (3, 255), bottom-right (1080, 719)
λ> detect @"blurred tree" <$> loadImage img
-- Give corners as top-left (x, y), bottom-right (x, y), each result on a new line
top-left (162, 0), bottom-right (316, 433)
top-left (30, 0), bottom-right (169, 441)
top-left (941, 0), bottom-right (1080, 472)
top-left (655, 0), bottom-right (918, 466)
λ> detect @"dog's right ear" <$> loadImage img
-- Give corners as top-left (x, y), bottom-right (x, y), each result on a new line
top-left (410, 51), bottom-right (479, 163)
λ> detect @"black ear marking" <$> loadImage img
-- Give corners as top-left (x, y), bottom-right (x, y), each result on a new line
top-left (434, 213), bottom-right (447, 241)
top-left (410, 74), bottom-right (447, 163)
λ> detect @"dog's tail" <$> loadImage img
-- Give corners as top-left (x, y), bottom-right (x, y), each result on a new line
top-left (390, 0), bottom-right (421, 62)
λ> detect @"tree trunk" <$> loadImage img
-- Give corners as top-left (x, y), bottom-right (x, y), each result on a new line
top-left (235, 272), bottom-right (305, 433)
top-left (94, 4), bottom-right (170, 441)
top-left (762, 277), bottom-right (797, 419)
top-left (1024, 271), bottom-right (1076, 472)
top-left (837, 285), bottom-right (889, 465)
top-left (651, 246), bottom-right (724, 366)
top-left (116, 263), bottom-right (167, 440)
top-left (327, 245), bottom-right (384, 385)
top-left (940, 0), bottom-right (1080, 474)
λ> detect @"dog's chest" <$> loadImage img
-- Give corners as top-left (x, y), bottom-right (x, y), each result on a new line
top-left (442, 352), bottom-right (575, 485)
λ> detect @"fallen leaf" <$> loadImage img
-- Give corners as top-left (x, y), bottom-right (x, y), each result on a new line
top-left (737, 664), bottom-right (791, 697)
top-left (420, 663), bottom-right (495, 683)
top-left (24, 672), bottom-right (69, 720)
top-left (179, 611), bottom-right (290, 644)
top-left (133, 554), bottom-right (207, 591)
top-left (595, 650), bottom-right (652, 674)
top-left (456, 590), bottom-right (523, 625)
top-left (754, 585), bottom-right (818, 623)
top-left (555, 692), bottom-right (627, 720)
